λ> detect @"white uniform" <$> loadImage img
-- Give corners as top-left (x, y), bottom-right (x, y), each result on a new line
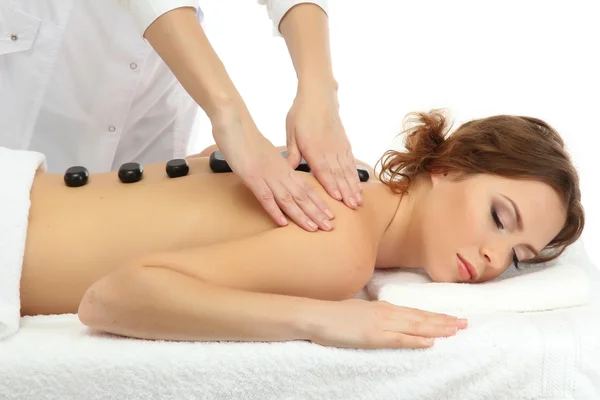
top-left (0, 0), bottom-right (328, 173)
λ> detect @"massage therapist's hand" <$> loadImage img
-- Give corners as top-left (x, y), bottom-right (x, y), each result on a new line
top-left (285, 87), bottom-right (363, 209)
top-left (310, 299), bottom-right (468, 349)
top-left (212, 109), bottom-right (335, 233)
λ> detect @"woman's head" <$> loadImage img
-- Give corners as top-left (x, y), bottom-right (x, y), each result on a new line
top-left (377, 109), bottom-right (584, 282)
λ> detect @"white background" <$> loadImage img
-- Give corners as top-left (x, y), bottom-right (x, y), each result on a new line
top-left (191, 0), bottom-right (600, 267)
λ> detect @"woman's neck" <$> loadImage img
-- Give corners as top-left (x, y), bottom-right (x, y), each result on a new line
top-left (374, 177), bottom-right (429, 269)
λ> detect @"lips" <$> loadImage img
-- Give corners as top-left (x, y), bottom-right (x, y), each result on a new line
top-left (457, 254), bottom-right (478, 281)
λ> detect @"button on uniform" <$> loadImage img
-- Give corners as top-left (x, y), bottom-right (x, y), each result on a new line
top-left (130, 63), bottom-right (137, 70)
top-left (108, 126), bottom-right (116, 132)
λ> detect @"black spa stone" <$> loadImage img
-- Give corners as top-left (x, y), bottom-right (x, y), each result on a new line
top-left (64, 166), bottom-right (89, 187)
top-left (118, 162), bottom-right (143, 183)
top-left (166, 159), bottom-right (189, 178)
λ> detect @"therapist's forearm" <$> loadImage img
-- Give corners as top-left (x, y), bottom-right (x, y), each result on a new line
top-left (279, 4), bottom-right (338, 92)
top-left (143, 7), bottom-right (248, 122)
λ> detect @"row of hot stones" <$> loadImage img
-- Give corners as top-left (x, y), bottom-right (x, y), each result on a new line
top-left (63, 159), bottom-right (189, 187)
top-left (63, 150), bottom-right (370, 187)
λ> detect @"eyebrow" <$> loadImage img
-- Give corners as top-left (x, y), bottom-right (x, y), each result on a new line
top-left (500, 194), bottom-right (541, 255)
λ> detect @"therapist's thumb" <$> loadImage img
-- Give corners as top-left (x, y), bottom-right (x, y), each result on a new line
top-left (286, 135), bottom-right (302, 170)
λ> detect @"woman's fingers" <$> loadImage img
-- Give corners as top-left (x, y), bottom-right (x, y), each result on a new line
top-left (393, 305), bottom-right (469, 331)
top-left (374, 303), bottom-right (468, 348)
top-left (379, 332), bottom-right (437, 349)
top-left (309, 299), bottom-right (469, 350)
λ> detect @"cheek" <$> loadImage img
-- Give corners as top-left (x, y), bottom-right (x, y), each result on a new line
top-left (421, 183), bottom-right (482, 272)
top-left (460, 190), bottom-right (488, 245)
top-left (435, 184), bottom-right (483, 247)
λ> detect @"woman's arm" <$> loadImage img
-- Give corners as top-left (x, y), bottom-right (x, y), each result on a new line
top-left (78, 215), bottom-right (377, 342)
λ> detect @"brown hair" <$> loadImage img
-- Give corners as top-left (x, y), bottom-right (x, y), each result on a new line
top-left (376, 109), bottom-right (584, 263)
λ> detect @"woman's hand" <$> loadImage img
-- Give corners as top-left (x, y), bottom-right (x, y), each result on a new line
top-left (212, 109), bottom-right (335, 232)
top-left (285, 87), bottom-right (363, 210)
top-left (309, 299), bottom-right (468, 349)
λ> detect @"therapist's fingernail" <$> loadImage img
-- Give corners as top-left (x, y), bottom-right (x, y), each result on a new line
top-left (324, 209), bottom-right (334, 219)
top-left (349, 198), bottom-right (357, 208)
top-left (308, 220), bottom-right (318, 231)
top-left (334, 190), bottom-right (342, 200)
top-left (323, 220), bottom-right (333, 230)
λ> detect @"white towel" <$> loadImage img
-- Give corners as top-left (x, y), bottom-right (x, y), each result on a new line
top-left (2, 306), bottom-right (600, 400)
top-left (0, 147), bottom-right (46, 340)
top-left (366, 239), bottom-right (594, 315)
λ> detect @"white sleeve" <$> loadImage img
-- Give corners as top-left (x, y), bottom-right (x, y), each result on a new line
top-left (257, 0), bottom-right (329, 37)
top-left (115, 0), bottom-right (201, 35)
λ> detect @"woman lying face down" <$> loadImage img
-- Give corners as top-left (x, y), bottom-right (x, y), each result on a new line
top-left (19, 109), bottom-right (584, 349)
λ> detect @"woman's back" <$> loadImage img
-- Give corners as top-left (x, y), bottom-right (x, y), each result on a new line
top-left (20, 157), bottom-right (392, 316)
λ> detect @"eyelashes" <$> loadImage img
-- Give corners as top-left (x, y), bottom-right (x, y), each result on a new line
top-left (491, 208), bottom-right (520, 268)
top-left (491, 208), bottom-right (503, 229)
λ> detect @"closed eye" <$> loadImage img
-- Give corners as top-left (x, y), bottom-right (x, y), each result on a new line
top-left (491, 208), bottom-right (520, 268)
top-left (491, 208), bottom-right (503, 229)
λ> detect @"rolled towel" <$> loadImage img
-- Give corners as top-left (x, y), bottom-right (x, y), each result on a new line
top-left (366, 243), bottom-right (593, 315)
top-left (0, 147), bottom-right (46, 340)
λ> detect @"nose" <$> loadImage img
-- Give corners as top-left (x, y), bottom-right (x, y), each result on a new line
top-left (479, 245), bottom-right (505, 271)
